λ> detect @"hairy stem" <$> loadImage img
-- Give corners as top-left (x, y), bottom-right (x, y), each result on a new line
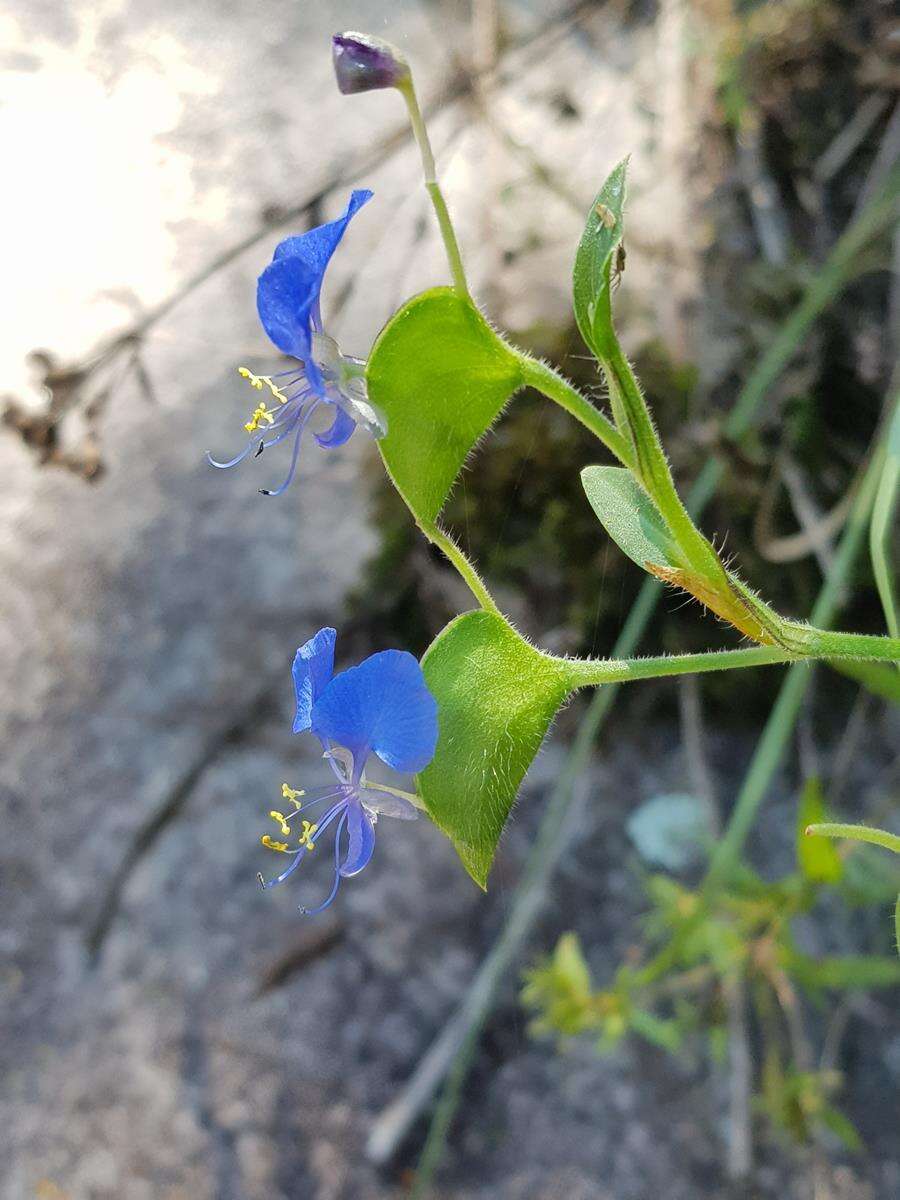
top-left (564, 630), bottom-right (900, 689)
top-left (419, 519), bottom-right (499, 614)
top-left (802, 628), bottom-right (900, 661)
top-left (600, 340), bottom-right (727, 584)
top-left (806, 823), bottom-right (900, 855)
top-left (565, 646), bottom-right (796, 686)
top-left (399, 78), bottom-right (471, 299)
top-left (519, 354), bottom-right (634, 468)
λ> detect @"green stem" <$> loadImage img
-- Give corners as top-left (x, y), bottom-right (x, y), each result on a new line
top-left (519, 354), bottom-right (634, 469)
top-left (802, 628), bottom-right (900, 661)
top-left (565, 646), bottom-right (796, 686)
top-left (563, 632), bottom-right (899, 690)
top-left (399, 78), bottom-right (470, 300)
top-left (601, 340), bottom-right (726, 584)
top-left (419, 519), bottom-right (499, 615)
top-left (805, 823), bottom-right (900, 855)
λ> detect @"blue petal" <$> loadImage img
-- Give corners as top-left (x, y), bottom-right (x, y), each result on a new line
top-left (273, 190), bottom-right (373, 274)
top-left (257, 192), bottom-right (371, 386)
top-left (314, 404), bottom-right (357, 449)
top-left (340, 800), bottom-right (375, 877)
top-left (311, 650), bottom-right (439, 774)
top-left (292, 628), bottom-right (337, 734)
top-left (256, 256), bottom-right (317, 362)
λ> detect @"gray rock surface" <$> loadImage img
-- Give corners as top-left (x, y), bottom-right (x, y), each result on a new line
top-left (1, 2), bottom-right (897, 1198)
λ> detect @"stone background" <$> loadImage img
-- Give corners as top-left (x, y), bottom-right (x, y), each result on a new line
top-left (1, 2), bottom-right (897, 1198)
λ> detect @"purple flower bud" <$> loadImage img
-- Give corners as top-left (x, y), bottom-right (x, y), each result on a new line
top-left (332, 31), bottom-right (410, 95)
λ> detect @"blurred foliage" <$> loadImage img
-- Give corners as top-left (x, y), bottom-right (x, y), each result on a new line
top-left (523, 795), bottom-right (900, 1151)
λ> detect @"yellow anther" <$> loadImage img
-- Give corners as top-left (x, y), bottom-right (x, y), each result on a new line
top-left (238, 367), bottom-right (290, 433)
top-left (261, 834), bottom-right (290, 853)
top-left (238, 367), bottom-right (288, 404)
top-left (281, 783), bottom-right (304, 809)
top-left (243, 402), bottom-right (277, 433)
top-left (269, 810), bottom-right (291, 836)
top-left (297, 820), bottom-right (319, 851)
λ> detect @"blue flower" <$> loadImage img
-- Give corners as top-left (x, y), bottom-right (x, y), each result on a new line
top-left (208, 190), bottom-right (386, 496)
top-left (258, 628), bottom-right (439, 914)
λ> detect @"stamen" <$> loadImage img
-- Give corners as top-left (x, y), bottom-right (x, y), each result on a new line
top-left (244, 402), bottom-right (277, 433)
top-left (259, 405), bottom-right (317, 496)
top-left (267, 787), bottom-right (343, 838)
top-left (299, 812), bottom-right (348, 916)
top-left (261, 834), bottom-right (291, 853)
top-left (297, 820), bottom-right (319, 851)
top-left (238, 366), bottom-right (289, 404)
top-left (258, 798), bottom-right (346, 891)
top-left (238, 367), bottom-right (290, 432)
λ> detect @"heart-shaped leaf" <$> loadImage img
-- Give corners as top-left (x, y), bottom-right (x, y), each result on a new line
top-left (418, 610), bottom-right (573, 887)
top-left (367, 287), bottom-right (524, 524)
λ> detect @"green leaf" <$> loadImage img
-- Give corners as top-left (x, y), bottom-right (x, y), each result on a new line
top-left (819, 1105), bottom-right (863, 1152)
top-left (789, 953), bottom-right (900, 991)
top-left (552, 932), bottom-right (593, 997)
top-left (418, 610), bottom-right (572, 887)
top-left (869, 401), bottom-right (900, 642)
top-left (367, 287), bottom-right (524, 524)
top-left (580, 465), bottom-right (678, 570)
top-left (629, 1008), bottom-right (683, 1053)
top-left (573, 158), bottom-right (628, 359)
top-left (796, 777), bottom-right (843, 884)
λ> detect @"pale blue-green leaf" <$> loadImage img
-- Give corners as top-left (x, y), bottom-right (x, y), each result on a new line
top-left (581, 465), bottom-right (678, 571)
top-left (626, 792), bottom-right (714, 871)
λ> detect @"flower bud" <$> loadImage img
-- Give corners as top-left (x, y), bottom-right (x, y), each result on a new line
top-left (332, 32), bottom-right (410, 94)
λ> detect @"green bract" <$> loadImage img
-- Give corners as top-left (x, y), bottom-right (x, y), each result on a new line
top-left (418, 610), bottom-right (573, 887)
top-left (580, 465), bottom-right (678, 571)
top-left (572, 158), bottom-right (627, 360)
top-left (367, 287), bottom-right (523, 524)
